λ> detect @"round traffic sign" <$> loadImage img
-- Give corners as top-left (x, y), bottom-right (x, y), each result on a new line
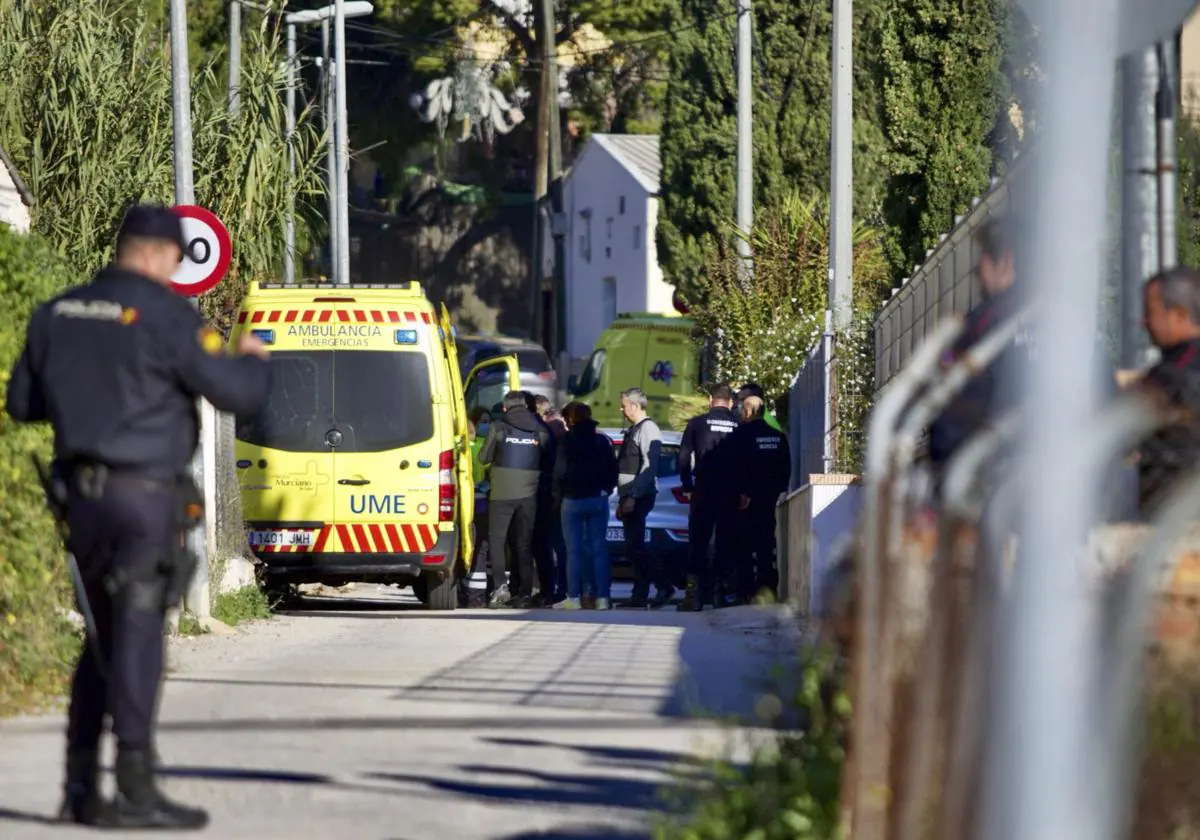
top-left (169, 205), bottom-right (232, 297)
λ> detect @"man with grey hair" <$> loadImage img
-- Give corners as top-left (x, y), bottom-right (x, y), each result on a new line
top-left (615, 387), bottom-right (673, 608)
top-left (1134, 266), bottom-right (1200, 514)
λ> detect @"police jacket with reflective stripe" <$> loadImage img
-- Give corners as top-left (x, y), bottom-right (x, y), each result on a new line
top-left (478, 406), bottom-right (550, 501)
top-left (5, 267), bottom-right (271, 480)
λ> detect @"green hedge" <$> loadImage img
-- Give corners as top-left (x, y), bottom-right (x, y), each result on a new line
top-left (0, 226), bottom-right (82, 714)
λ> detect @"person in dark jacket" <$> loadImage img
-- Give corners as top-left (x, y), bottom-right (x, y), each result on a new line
top-left (725, 394), bottom-right (792, 603)
top-left (616, 388), bottom-right (673, 608)
top-left (532, 393), bottom-right (569, 605)
top-left (1133, 267), bottom-right (1200, 515)
top-left (677, 383), bottom-right (739, 611)
top-left (5, 204), bottom-right (271, 830)
top-left (552, 402), bottom-right (620, 610)
top-left (478, 390), bottom-right (551, 608)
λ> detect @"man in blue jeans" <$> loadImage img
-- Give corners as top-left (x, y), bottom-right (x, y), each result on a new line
top-left (552, 402), bottom-right (619, 610)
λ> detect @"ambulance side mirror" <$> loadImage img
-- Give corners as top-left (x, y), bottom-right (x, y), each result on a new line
top-left (567, 374), bottom-right (579, 394)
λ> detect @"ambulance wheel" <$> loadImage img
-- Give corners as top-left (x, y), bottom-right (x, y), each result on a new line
top-left (424, 571), bottom-right (457, 611)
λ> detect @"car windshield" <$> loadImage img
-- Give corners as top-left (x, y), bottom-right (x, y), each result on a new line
top-left (609, 440), bottom-right (680, 479)
top-left (236, 350), bottom-right (434, 453)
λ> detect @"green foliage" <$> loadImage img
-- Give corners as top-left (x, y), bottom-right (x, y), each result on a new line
top-left (657, 0), bottom-right (889, 294)
top-left (655, 645), bottom-right (850, 840)
top-left (687, 195), bottom-right (889, 404)
top-left (1178, 106), bottom-right (1200, 272)
top-left (877, 0), bottom-right (1009, 279)
top-left (0, 229), bottom-right (83, 715)
top-left (0, 0), bottom-right (326, 330)
top-left (213, 586), bottom-right (273, 627)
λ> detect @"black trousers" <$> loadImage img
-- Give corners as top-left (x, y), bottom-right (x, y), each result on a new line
top-left (489, 497), bottom-right (536, 596)
top-left (687, 489), bottom-right (737, 599)
top-left (65, 479), bottom-right (177, 754)
top-left (735, 497), bottom-right (779, 599)
top-left (532, 495), bottom-right (567, 598)
top-left (623, 495), bottom-right (665, 598)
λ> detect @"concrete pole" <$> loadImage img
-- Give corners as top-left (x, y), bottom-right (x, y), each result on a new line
top-left (323, 20), bottom-right (339, 284)
top-left (735, 0), bottom-right (753, 277)
top-left (228, 0), bottom-right (242, 118)
top-left (828, 0), bottom-right (853, 330)
top-left (529, 0), bottom-right (552, 344)
top-left (1120, 49), bottom-right (1160, 369)
top-left (541, 0), bottom-right (567, 357)
top-left (284, 23), bottom-right (297, 285)
top-left (169, 0), bottom-right (213, 619)
top-left (1158, 39), bottom-right (1179, 274)
top-left (334, 0), bottom-right (352, 285)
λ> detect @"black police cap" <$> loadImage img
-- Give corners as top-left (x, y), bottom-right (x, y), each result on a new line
top-left (117, 204), bottom-right (187, 254)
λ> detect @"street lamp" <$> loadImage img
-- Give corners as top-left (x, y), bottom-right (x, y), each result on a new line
top-left (284, 1), bottom-right (373, 285)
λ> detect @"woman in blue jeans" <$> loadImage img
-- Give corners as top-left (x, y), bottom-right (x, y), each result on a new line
top-left (551, 402), bottom-right (619, 610)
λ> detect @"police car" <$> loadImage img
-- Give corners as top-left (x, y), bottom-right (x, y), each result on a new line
top-left (599, 428), bottom-right (689, 584)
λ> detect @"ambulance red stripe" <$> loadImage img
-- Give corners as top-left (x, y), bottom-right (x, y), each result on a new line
top-left (336, 310), bottom-right (350, 322)
top-left (335, 524), bottom-right (353, 551)
top-left (313, 525), bottom-right (331, 553)
top-left (352, 524), bottom-right (372, 553)
top-left (368, 524), bottom-right (388, 553)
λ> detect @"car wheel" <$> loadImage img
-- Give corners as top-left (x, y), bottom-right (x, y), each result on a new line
top-left (424, 571), bottom-right (458, 611)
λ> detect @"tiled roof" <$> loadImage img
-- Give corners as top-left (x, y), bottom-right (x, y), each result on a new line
top-left (592, 134), bottom-right (661, 194)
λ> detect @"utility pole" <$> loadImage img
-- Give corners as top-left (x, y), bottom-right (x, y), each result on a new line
top-left (1119, 49), bottom-right (1159, 369)
top-left (1157, 38), bottom-right (1178, 274)
top-left (334, 0), bottom-right (352, 285)
top-left (323, 20), bottom-right (339, 284)
top-left (541, 0), bottom-right (566, 358)
top-left (529, 0), bottom-right (553, 345)
top-left (735, 0), bottom-right (753, 278)
top-left (828, 0), bottom-right (853, 330)
top-left (169, 0), bottom-right (213, 620)
top-left (228, 0), bottom-right (242, 117)
top-left (284, 22), bottom-right (297, 285)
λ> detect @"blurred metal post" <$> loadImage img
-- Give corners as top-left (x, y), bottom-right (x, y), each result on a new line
top-left (983, 0), bottom-right (1120, 837)
top-left (333, 0), bottom-right (351, 285)
top-left (323, 20), bottom-right (338, 283)
top-left (735, 0), bottom-right (752, 275)
top-left (1119, 49), bottom-right (1159, 369)
top-left (284, 23), bottom-right (297, 285)
top-left (1157, 38), bottom-right (1178, 273)
top-left (169, 0), bottom-right (213, 619)
top-left (228, 0), bottom-right (242, 117)
top-left (828, 0), bottom-right (853, 330)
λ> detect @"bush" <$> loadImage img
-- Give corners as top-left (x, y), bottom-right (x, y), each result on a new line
top-left (655, 645), bottom-right (850, 840)
top-left (0, 228), bottom-right (83, 714)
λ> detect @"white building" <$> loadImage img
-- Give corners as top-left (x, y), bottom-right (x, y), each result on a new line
top-left (562, 133), bottom-right (674, 361)
top-left (0, 146), bottom-right (33, 234)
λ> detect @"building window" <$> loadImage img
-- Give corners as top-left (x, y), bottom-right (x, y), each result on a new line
top-left (605, 246), bottom-right (612, 260)
top-left (607, 217), bottom-right (613, 240)
top-left (580, 213), bottom-right (592, 262)
top-left (619, 196), bottom-right (626, 215)
top-left (633, 225), bottom-right (642, 250)
top-left (602, 276), bottom-right (617, 325)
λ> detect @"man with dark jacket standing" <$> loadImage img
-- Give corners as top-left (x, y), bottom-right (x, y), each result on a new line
top-left (532, 394), bottom-right (568, 605)
top-left (479, 390), bottom-right (551, 608)
top-left (677, 383), bottom-right (738, 611)
top-left (725, 394), bottom-right (791, 603)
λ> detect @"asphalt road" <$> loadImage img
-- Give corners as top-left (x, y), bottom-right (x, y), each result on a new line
top-left (0, 585), bottom-right (799, 840)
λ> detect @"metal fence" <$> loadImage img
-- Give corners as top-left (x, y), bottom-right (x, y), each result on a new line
top-left (211, 411), bottom-right (249, 599)
top-left (873, 153), bottom-right (1037, 394)
top-left (788, 329), bottom-right (833, 490)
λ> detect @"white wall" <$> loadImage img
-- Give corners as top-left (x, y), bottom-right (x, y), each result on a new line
top-left (0, 164), bottom-right (30, 234)
top-left (563, 143), bottom-right (655, 360)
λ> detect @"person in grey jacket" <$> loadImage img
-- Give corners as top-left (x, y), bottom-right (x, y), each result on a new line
top-left (615, 387), bottom-right (673, 608)
top-left (478, 390), bottom-right (551, 609)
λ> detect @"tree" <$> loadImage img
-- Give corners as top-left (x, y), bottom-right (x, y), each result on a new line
top-left (656, 0), bottom-right (889, 296)
top-left (877, 0), bottom-right (1010, 279)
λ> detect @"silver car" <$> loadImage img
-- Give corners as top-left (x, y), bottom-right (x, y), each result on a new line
top-left (599, 428), bottom-right (690, 584)
top-left (457, 334), bottom-right (558, 410)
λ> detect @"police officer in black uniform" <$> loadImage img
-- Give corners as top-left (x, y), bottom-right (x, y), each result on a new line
top-left (1134, 266), bottom-right (1200, 515)
top-left (725, 391), bottom-right (791, 603)
top-left (5, 204), bottom-right (271, 830)
top-left (676, 383), bottom-right (738, 611)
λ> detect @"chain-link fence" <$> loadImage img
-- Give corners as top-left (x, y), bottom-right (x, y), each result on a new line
top-left (210, 411), bottom-right (249, 599)
top-left (873, 153), bottom-right (1037, 395)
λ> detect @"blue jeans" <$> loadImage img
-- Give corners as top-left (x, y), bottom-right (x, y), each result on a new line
top-left (561, 495), bottom-right (611, 600)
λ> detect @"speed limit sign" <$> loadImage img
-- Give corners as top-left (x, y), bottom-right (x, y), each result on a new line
top-left (169, 205), bottom-right (232, 297)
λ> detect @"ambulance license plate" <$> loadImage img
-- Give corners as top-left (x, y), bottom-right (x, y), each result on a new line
top-left (248, 530), bottom-right (314, 548)
top-left (606, 528), bottom-right (650, 543)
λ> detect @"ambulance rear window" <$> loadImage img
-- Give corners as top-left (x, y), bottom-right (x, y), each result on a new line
top-left (236, 350), bottom-right (433, 453)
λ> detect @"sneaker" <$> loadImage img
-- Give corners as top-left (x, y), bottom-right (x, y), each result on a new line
top-left (488, 585), bottom-right (511, 609)
top-left (594, 598), bottom-right (612, 611)
top-left (553, 597), bottom-right (581, 611)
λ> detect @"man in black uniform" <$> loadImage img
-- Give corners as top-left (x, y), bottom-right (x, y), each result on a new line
top-left (676, 383), bottom-right (738, 611)
top-left (1133, 266), bottom-right (1200, 515)
top-left (725, 393), bottom-right (791, 603)
top-left (479, 390), bottom-right (551, 609)
top-left (5, 205), bottom-right (272, 830)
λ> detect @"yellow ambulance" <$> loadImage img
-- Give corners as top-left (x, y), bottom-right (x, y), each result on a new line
top-left (568, 313), bottom-right (701, 430)
top-left (228, 281), bottom-right (519, 610)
